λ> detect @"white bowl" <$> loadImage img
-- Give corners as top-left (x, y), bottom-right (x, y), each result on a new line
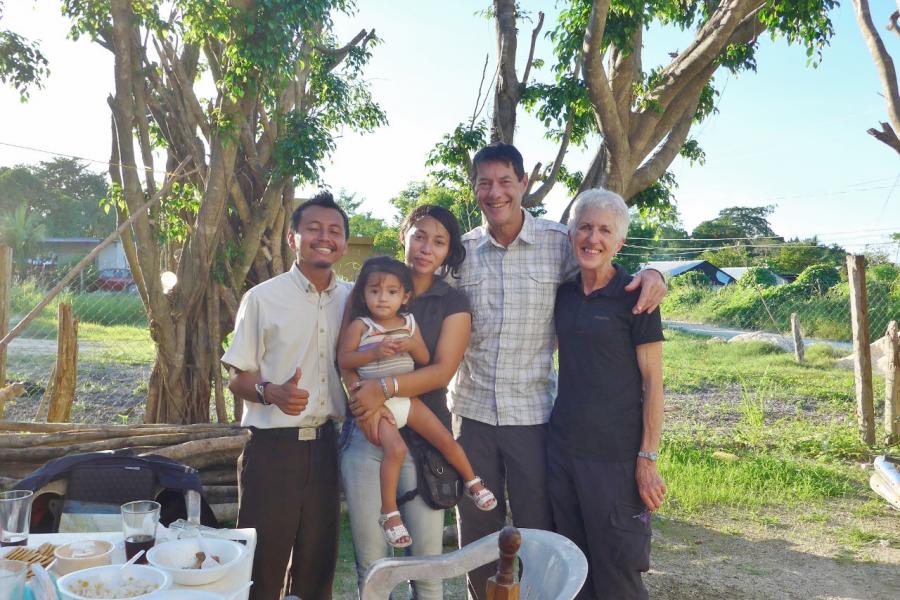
top-left (146, 537), bottom-right (243, 586)
top-left (151, 592), bottom-right (224, 600)
top-left (54, 540), bottom-right (116, 575)
top-left (56, 564), bottom-right (170, 600)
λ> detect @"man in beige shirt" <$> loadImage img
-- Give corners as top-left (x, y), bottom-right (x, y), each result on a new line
top-left (222, 192), bottom-right (350, 600)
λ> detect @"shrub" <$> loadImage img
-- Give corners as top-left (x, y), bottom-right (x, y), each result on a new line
top-left (869, 264), bottom-right (900, 284)
top-left (670, 270), bottom-right (711, 288)
top-left (737, 267), bottom-right (777, 289)
top-left (794, 264), bottom-right (840, 296)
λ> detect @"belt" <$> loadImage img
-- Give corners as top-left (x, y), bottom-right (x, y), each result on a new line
top-left (249, 423), bottom-right (333, 441)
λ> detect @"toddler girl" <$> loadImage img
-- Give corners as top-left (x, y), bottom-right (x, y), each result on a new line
top-left (339, 256), bottom-right (496, 548)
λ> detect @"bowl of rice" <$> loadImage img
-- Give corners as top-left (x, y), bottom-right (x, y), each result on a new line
top-left (56, 563), bottom-right (170, 600)
top-left (146, 537), bottom-right (243, 586)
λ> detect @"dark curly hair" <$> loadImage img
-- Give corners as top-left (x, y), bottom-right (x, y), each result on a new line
top-left (400, 204), bottom-right (466, 279)
top-left (349, 256), bottom-right (415, 320)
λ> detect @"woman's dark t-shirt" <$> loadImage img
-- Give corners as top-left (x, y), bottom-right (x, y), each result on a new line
top-left (550, 264), bottom-right (664, 461)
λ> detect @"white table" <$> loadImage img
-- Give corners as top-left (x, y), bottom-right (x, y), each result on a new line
top-left (1, 528), bottom-right (256, 599)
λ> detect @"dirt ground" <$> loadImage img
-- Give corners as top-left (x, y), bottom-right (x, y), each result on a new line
top-left (3, 343), bottom-right (899, 598)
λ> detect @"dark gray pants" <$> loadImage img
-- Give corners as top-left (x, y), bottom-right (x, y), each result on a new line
top-left (237, 426), bottom-right (339, 600)
top-left (547, 438), bottom-right (651, 600)
top-left (454, 417), bottom-right (554, 600)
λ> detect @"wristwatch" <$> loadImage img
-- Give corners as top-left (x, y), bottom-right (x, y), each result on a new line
top-left (254, 381), bottom-right (271, 405)
top-left (638, 450), bottom-right (659, 461)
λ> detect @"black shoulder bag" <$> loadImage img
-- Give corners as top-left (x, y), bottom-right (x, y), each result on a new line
top-left (397, 434), bottom-right (463, 510)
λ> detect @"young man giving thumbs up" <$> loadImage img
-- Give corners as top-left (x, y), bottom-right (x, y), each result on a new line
top-left (223, 192), bottom-right (352, 600)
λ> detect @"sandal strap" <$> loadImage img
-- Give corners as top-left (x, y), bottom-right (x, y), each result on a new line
top-left (378, 510), bottom-right (401, 524)
top-left (465, 477), bottom-right (483, 490)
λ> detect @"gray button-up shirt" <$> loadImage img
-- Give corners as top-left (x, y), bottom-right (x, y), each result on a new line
top-left (449, 210), bottom-right (577, 426)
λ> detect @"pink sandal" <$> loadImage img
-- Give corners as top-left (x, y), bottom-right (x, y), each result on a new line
top-left (465, 477), bottom-right (497, 511)
top-left (378, 511), bottom-right (412, 548)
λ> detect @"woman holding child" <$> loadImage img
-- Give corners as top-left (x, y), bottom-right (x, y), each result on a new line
top-left (338, 205), bottom-right (485, 599)
top-left (548, 188), bottom-right (667, 600)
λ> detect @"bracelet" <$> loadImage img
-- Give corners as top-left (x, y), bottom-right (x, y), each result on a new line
top-left (392, 377), bottom-right (399, 397)
top-left (379, 378), bottom-right (390, 401)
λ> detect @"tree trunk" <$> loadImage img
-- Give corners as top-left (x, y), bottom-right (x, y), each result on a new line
top-left (145, 285), bottom-right (219, 424)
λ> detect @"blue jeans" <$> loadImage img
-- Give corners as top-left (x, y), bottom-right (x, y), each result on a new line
top-left (340, 421), bottom-right (445, 600)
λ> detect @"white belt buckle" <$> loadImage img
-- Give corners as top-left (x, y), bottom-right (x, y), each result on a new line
top-left (298, 427), bottom-right (317, 441)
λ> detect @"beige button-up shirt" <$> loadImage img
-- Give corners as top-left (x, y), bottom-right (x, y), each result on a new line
top-left (449, 210), bottom-right (577, 426)
top-left (221, 263), bottom-right (350, 429)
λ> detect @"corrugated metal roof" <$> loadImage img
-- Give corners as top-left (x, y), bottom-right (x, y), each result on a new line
top-left (642, 260), bottom-right (706, 276)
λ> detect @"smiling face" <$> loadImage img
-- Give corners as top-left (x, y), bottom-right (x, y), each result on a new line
top-left (404, 216), bottom-right (451, 278)
top-left (288, 205), bottom-right (347, 272)
top-left (570, 207), bottom-right (625, 272)
top-left (473, 160), bottom-right (527, 236)
top-left (363, 272), bottom-right (410, 321)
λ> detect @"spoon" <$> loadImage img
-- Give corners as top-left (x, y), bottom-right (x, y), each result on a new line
top-left (120, 549), bottom-right (145, 571)
top-left (226, 580), bottom-right (253, 600)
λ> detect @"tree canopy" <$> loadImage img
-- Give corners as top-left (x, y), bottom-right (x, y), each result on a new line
top-left (431, 0), bottom-right (838, 220)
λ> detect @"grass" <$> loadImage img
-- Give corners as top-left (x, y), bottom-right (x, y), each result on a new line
top-left (662, 329), bottom-right (868, 407)
top-left (658, 435), bottom-right (859, 516)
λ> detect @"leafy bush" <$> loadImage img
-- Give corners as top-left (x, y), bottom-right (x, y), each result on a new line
top-left (670, 270), bottom-right (710, 288)
top-left (737, 267), bottom-right (777, 288)
top-left (869, 264), bottom-right (899, 284)
top-left (794, 263), bottom-right (840, 295)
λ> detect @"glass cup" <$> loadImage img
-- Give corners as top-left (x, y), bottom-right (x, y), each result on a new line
top-left (120, 500), bottom-right (160, 564)
top-left (0, 491), bottom-right (33, 548)
top-left (0, 559), bottom-right (28, 600)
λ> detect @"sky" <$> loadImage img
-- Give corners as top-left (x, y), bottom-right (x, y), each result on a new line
top-left (1, 1), bottom-right (898, 255)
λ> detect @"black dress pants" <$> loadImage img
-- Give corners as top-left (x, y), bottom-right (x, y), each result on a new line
top-left (547, 438), bottom-right (651, 600)
top-left (455, 417), bottom-right (554, 600)
top-left (237, 425), bottom-right (339, 600)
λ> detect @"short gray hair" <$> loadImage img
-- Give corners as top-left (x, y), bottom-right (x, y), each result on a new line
top-left (567, 188), bottom-right (630, 242)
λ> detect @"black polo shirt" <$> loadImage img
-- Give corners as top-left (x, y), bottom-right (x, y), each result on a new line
top-left (550, 264), bottom-right (664, 461)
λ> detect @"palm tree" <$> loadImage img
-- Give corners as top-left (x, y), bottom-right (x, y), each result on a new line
top-left (0, 205), bottom-right (47, 275)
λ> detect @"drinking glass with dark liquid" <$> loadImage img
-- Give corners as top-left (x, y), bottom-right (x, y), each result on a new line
top-left (0, 490), bottom-right (33, 548)
top-left (121, 500), bottom-right (160, 564)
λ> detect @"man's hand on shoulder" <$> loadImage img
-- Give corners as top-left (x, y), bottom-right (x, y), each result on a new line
top-left (625, 268), bottom-right (667, 314)
top-left (266, 368), bottom-right (309, 415)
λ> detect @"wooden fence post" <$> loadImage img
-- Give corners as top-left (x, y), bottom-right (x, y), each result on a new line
top-left (486, 526), bottom-right (521, 600)
top-left (0, 245), bottom-right (11, 390)
top-left (47, 303), bottom-right (77, 423)
top-left (885, 320), bottom-right (900, 444)
top-left (791, 312), bottom-right (804, 363)
top-left (847, 255), bottom-right (875, 445)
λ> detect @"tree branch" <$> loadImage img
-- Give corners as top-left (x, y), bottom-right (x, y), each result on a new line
top-left (608, 22), bottom-right (642, 135)
top-left (491, 0), bottom-right (521, 143)
top-left (868, 121), bottom-right (900, 154)
top-left (853, 0), bottom-right (900, 153)
top-left (628, 98), bottom-right (699, 199)
top-left (524, 111), bottom-right (574, 207)
top-left (521, 11), bottom-right (545, 86)
top-left (583, 0), bottom-right (629, 182)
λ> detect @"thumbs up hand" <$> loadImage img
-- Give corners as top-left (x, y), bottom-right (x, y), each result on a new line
top-left (268, 368), bottom-right (310, 415)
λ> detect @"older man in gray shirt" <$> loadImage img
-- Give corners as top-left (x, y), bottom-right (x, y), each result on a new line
top-left (450, 143), bottom-right (666, 600)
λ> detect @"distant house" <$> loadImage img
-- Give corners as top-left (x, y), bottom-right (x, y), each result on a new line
top-left (642, 260), bottom-right (736, 286)
top-left (40, 238), bottom-right (129, 270)
top-left (720, 267), bottom-right (789, 286)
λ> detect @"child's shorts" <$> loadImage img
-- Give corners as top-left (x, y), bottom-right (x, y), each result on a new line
top-left (384, 396), bottom-right (411, 428)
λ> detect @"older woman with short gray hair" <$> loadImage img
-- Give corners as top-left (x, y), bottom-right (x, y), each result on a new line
top-left (549, 188), bottom-right (666, 600)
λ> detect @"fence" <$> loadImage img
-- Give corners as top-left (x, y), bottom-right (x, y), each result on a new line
top-left (0, 254), bottom-right (154, 423)
top-left (1, 245), bottom-right (897, 441)
top-left (660, 260), bottom-right (898, 348)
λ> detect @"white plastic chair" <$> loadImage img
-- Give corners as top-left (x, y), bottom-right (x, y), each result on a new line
top-left (361, 527), bottom-right (588, 600)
